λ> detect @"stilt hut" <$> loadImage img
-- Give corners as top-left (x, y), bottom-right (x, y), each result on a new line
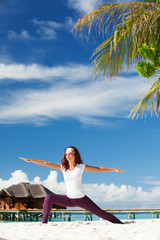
top-left (0, 182), bottom-right (65, 210)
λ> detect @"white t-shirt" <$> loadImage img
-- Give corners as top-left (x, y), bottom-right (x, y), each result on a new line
top-left (61, 164), bottom-right (86, 199)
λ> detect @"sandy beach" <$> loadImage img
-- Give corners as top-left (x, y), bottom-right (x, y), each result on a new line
top-left (0, 219), bottom-right (160, 240)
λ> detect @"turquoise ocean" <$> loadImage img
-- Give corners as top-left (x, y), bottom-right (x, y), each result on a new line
top-left (49, 212), bottom-right (157, 222)
top-left (2, 212), bottom-right (158, 223)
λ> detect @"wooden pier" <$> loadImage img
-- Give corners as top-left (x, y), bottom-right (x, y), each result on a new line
top-left (0, 208), bottom-right (160, 222)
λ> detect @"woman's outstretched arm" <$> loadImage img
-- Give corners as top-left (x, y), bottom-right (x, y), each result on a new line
top-left (84, 165), bottom-right (125, 173)
top-left (19, 157), bottom-right (61, 171)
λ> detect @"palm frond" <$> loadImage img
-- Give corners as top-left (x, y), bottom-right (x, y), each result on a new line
top-left (73, 2), bottom-right (157, 36)
top-left (129, 76), bottom-right (160, 118)
top-left (73, 1), bottom-right (160, 79)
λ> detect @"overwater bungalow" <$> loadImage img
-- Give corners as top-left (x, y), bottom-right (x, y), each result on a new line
top-left (0, 182), bottom-right (65, 210)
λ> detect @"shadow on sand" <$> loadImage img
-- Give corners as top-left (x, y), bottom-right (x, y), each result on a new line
top-left (123, 221), bottom-right (135, 224)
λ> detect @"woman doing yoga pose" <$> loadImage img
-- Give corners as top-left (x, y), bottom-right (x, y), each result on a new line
top-left (20, 146), bottom-right (125, 224)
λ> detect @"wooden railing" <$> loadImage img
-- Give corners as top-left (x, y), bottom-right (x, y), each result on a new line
top-left (0, 208), bottom-right (160, 221)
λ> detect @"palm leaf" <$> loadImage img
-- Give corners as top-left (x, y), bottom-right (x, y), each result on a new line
top-left (73, 1), bottom-right (160, 79)
top-left (129, 76), bottom-right (160, 118)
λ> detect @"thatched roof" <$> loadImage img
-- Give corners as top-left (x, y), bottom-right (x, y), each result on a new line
top-left (0, 182), bottom-right (53, 198)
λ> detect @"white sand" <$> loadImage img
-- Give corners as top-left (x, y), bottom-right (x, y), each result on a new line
top-left (0, 220), bottom-right (160, 240)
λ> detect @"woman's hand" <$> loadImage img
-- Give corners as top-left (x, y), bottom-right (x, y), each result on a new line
top-left (114, 168), bottom-right (125, 173)
top-left (19, 157), bottom-right (31, 162)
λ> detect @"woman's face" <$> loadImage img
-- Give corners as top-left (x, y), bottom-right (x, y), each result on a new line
top-left (65, 151), bottom-right (75, 163)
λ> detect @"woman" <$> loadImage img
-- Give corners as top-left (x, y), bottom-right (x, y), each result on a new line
top-left (20, 146), bottom-right (125, 224)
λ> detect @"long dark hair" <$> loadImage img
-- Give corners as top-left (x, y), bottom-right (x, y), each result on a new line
top-left (61, 146), bottom-right (83, 171)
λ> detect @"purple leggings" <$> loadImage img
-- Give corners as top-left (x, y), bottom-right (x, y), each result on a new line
top-left (42, 194), bottom-right (123, 224)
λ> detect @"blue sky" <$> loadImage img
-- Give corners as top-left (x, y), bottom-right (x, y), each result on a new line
top-left (0, 0), bottom-right (160, 209)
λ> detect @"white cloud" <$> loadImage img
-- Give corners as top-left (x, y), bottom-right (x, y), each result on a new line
top-left (8, 30), bottom-right (33, 40)
top-left (0, 170), bottom-right (65, 196)
top-left (142, 176), bottom-right (160, 186)
top-left (0, 61), bottom-right (139, 83)
top-left (33, 19), bottom-right (64, 29)
top-left (37, 26), bottom-right (57, 40)
top-left (33, 17), bottom-right (74, 29)
top-left (0, 63), bottom-right (91, 81)
top-left (0, 63), bottom-right (150, 125)
top-left (0, 69), bottom-right (151, 125)
top-left (7, 17), bottom-right (74, 41)
top-left (33, 17), bottom-right (74, 40)
top-left (1, 170), bottom-right (160, 209)
top-left (32, 171), bottom-right (66, 195)
top-left (0, 170), bottom-right (29, 189)
top-left (68, 0), bottom-right (104, 14)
